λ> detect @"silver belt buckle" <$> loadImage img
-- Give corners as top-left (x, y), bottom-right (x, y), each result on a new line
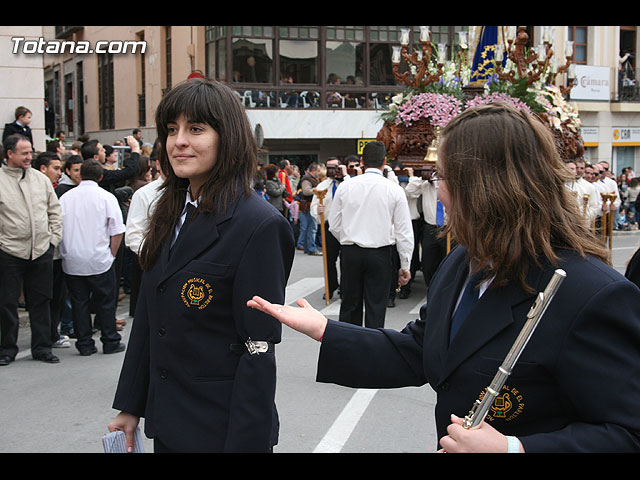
top-left (245, 338), bottom-right (269, 355)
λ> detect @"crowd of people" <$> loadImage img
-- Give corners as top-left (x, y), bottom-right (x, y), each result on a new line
top-left (0, 104), bottom-right (158, 366)
top-left (563, 157), bottom-right (640, 233)
top-left (250, 142), bottom-right (451, 328)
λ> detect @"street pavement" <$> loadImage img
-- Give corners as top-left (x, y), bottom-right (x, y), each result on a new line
top-left (2, 230), bottom-right (639, 453)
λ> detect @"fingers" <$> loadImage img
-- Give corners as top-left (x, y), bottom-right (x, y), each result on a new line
top-left (450, 413), bottom-right (463, 425)
top-left (296, 298), bottom-right (313, 308)
top-left (125, 429), bottom-right (135, 453)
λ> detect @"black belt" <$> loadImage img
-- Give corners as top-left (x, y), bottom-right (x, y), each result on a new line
top-left (230, 339), bottom-right (275, 355)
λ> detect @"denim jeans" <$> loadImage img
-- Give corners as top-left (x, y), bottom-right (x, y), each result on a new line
top-left (297, 210), bottom-right (318, 253)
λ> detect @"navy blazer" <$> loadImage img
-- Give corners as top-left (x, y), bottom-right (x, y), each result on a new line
top-left (113, 191), bottom-right (295, 452)
top-left (317, 245), bottom-right (640, 452)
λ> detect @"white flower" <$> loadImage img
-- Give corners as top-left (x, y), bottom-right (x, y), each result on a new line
top-left (391, 93), bottom-right (404, 105)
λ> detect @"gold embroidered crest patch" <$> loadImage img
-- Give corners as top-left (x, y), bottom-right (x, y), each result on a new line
top-left (180, 277), bottom-right (213, 310)
top-left (479, 384), bottom-right (525, 423)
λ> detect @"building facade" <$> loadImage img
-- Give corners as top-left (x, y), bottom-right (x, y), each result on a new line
top-left (3, 26), bottom-right (639, 174)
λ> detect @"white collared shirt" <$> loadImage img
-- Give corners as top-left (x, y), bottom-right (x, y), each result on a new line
top-left (59, 180), bottom-right (126, 276)
top-left (328, 167), bottom-right (414, 270)
top-left (404, 176), bottom-right (439, 225)
top-left (171, 188), bottom-right (199, 248)
top-left (310, 175), bottom-right (350, 222)
top-left (125, 177), bottom-right (164, 255)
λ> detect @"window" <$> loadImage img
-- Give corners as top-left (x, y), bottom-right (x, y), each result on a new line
top-left (326, 40), bottom-right (366, 108)
top-left (232, 38), bottom-right (273, 83)
top-left (279, 40), bottom-right (317, 84)
top-left (568, 26), bottom-right (588, 64)
top-left (369, 26), bottom-right (409, 86)
top-left (98, 53), bottom-right (114, 130)
top-left (165, 26), bottom-right (172, 91)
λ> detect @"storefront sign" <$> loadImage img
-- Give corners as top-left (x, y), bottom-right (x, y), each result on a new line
top-left (612, 127), bottom-right (640, 146)
top-left (570, 65), bottom-right (611, 101)
top-left (580, 127), bottom-right (599, 147)
top-left (357, 138), bottom-right (376, 154)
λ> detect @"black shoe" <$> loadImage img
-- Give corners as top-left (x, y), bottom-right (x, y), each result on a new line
top-left (78, 346), bottom-right (98, 356)
top-left (33, 352), bottom-right (60, 364)
top-left (387, 297), bottom-right (395, 308)
top-left (104, 343), bottom-right (126, 354)
top-left (322, 291), bottom-right (334, 301)
top-left (0, 354), bottom-right (13, 366)
top-left (398, 288), bottom-right (410, 299)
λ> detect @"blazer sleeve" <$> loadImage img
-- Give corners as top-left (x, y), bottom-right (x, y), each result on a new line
top-left (112, 272), bottom-right (151, 417)
top-left (316, 316), bottom-right (428, 389)
top-left (99, 152), bottom-right (138, 187)
top-left (226, 210), bottom-right (295, 451)
top-left (519, 279), bottom-right (640, 452)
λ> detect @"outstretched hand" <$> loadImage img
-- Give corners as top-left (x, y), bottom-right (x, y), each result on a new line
top-left (247, 296), bottom-right (328, 341)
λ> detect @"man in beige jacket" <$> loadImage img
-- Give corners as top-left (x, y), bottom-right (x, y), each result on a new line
top-left (0, 134), bottom-right (63, 365)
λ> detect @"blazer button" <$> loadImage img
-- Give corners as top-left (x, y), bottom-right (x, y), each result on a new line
top-left (160, 368), bottom-right (168, 379)
top-left (158, 327), bottom-right (166, 336)
top-left (440, 382), bottom-right (450, 391)
top-left (158, 283), bottom-right (166, 293)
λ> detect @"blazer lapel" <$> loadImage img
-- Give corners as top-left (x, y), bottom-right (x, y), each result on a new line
top-left (427, 251), bottom-right (471, 373)
top-left (441, 264), bottom-right (545, 382)
top-left (156, 195), bottom-right (240, 285)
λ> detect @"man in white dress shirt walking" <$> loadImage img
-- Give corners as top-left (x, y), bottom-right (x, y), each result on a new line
top-left (59, 159), bottom-right (126, 356)
top-left (328, 141), bottom-right (413, 328)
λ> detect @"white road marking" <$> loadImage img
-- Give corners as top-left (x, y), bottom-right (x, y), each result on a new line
top-left (313, 388), bottom-right (379, 453)
top-left (285, 277), bottom-right (325, 305)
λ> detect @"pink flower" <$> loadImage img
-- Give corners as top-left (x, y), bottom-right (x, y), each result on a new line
top-left (394, 93), bottom-right (463, 128)
top-left (465, 92), bottom-right (533, 115)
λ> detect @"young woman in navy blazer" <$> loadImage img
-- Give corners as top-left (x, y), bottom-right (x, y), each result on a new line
top-left (108, 78), bottom-right (294, 452)
top-left (248, 103), bottom-right (640, 453)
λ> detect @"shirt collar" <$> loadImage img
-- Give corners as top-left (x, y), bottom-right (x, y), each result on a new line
top-left (182, 187), bottom-right (200, 214)
top-left (364, 167), bottom-right (383, 175)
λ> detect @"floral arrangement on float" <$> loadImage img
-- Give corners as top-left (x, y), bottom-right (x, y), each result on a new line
top-left (377, 26), bottom-right (584, 167)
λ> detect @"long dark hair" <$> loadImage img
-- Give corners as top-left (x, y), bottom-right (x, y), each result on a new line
top-left (438, 102), bottom-right (609, 293)
top-left (139, 78), bottom-right (257, 270)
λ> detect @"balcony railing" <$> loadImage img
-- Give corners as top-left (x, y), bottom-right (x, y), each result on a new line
top-left (55, 26), bottom-right (83, 39)
top-left (231, 86), bottom-right (399, 111)
top-left (616, 68), bottom-right (640, 102)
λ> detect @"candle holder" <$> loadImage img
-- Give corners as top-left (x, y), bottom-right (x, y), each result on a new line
top-left (391, 26), bottom-right (446, 89)
top-left (495, 26), bottom-right (576, 97)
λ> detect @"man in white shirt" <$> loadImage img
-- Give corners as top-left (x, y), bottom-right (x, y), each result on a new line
top-left (404, 166), bottom-right (447, 289)
top-left (574, 158), bottom-right (601, 224)
top-left (125, 160), bottom-right (165, 316)
top-left (328, 141), bottom-right (413, 328)
top-left (311, 158), bottom-right (349, 300)
top-left (564, 160), bottom-right (599, 225)
top-left (59, 159), bottom-right (126, 356)
top-left (599, 161), bottom-right (621, 210)
top-left (593, 162), bottom-right (620, 237)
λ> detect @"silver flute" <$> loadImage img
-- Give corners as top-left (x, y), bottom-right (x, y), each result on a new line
top-left (462, 268), bottom-right (567, 430)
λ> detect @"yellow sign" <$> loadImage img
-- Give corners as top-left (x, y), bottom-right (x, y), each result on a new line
top-left (357, 139), bottom-right (376, 155)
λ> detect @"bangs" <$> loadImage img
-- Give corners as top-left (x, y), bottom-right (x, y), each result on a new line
top-left (155, 81), bottom-right (220, 137)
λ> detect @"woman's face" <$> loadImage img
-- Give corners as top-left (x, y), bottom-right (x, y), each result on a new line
top-left (166, 113), bottom-right (219, 196)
